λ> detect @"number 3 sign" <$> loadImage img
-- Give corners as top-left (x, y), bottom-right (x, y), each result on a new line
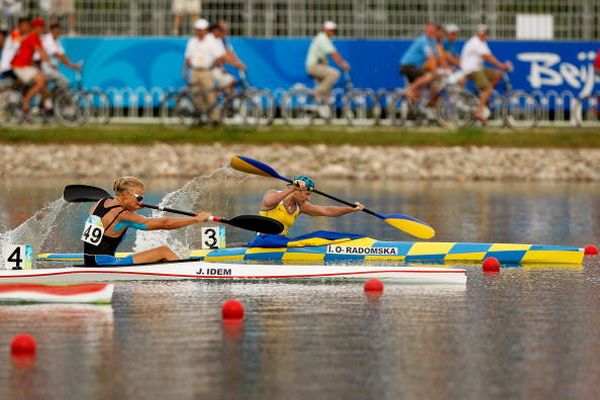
top-left (201, 227), bottom-right (226, 249)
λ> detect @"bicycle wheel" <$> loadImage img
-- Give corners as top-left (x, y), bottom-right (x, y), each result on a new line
top-left (281, 87), bottom-right (319, 126)
top-left (436, 89), bottom-right (477, 129)
top-left (388, 92), bottom-right (418, 127)
top-left (86, 89), bottom-right (111, 125)
top-left (0, 89), bottom-right (23, 125)
top-left (343, 89), bottom-right (380, 127)
top-left (160, 92), bottom-right (199, 129)
top-left (220, 93), bottom-right (260, 128)
top-left (502, 91), bottom-right (540, 129)
top-left (54, 89), bottom-right (90, 126)
top-left (246, 88), bottom-right (275, 126)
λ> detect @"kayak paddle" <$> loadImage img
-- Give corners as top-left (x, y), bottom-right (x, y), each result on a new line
top-left (63, 184), bottom-right (284, 235)
top-left (230, 155), bottom-right (435, 239)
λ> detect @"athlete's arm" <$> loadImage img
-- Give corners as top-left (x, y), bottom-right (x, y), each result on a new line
top-left (300, 201), bottom-right (364, 217)
top-left (113, 211), bottom-right (210, 232)
top-left (261, 188), bottom-right (298, 210)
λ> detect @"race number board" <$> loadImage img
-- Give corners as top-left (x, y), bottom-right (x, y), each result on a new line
top-left (4, 244), bottom-right (33, 270)
top-left (201, 226), bottom-right (226, 249)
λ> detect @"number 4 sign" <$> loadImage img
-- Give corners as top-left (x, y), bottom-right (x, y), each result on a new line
top-left (4, 244), bottom-right (33, 270)
top-left (201, 227), bottom-right (226, 249)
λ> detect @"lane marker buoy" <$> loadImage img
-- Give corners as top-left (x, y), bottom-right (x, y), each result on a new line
top-left (482, 257), bottom-right (501, 273)
top-left (221, 299), bottom-right (244, 320)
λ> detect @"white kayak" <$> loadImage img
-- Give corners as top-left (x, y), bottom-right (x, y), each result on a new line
top-left (0, 283), bottom-right (114, 304)
top-left (0, 260), bottom-right (467, 285)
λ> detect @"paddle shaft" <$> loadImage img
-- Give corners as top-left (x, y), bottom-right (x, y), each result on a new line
top-left (280, 178), bottom-right (382, 218)
top-left (143, 203), bottom-right (231, 223)
top-left (309, 187), bottom-right (382, 218)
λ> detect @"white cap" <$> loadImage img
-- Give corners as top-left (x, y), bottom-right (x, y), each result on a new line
top-left (194, 18), bottom-right (209, 30)
top-left (323, 21), bottom-right (337, 31)
top-left (475, 24), bottom-right (488, 33)
top-left (444, 24), bottom-right (459, 33)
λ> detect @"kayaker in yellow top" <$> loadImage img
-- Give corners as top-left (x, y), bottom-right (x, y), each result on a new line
top-left (259, 175), bottom-right (364, 236)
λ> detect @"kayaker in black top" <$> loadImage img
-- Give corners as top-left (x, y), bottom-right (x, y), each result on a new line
top-left (82, 176), bottom-right (210, 266)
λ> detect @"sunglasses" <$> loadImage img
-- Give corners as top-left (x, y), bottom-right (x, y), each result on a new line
top-left (129, 190), bottom-right (144, 202)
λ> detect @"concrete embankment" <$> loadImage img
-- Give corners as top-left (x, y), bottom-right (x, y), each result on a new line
top-left (1, 143), bottom-right (599, 181)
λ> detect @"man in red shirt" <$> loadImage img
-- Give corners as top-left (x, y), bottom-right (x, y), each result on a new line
top-left (11, 17), bottom-right (50, 113)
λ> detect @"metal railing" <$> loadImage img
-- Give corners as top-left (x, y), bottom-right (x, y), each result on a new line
top-left (65, 86), bottom-right (600, 127)
top-left (1, 0), bottom-right (599, 40)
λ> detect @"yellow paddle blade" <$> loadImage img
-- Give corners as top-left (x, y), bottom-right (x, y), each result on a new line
top-left (230, 155), bottom-right (282, 179)
top-left (384, 217), bottom-right (436, 239)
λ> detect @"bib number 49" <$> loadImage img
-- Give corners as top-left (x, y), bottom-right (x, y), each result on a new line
top-left (81, 215), bottom-right (105, 246)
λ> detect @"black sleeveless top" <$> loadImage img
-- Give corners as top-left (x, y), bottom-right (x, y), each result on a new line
top-left (83, 199), bottom-right (128, 266)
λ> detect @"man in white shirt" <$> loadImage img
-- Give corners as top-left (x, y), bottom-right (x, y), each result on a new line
top-left (305, 21), bottom-right (350, 104)
top-left (182, 18), bottom-right (226, 123)
top-left (460, 24), bottom-right (511, 121)
top-left (39, 23), bottom-right (80, 86)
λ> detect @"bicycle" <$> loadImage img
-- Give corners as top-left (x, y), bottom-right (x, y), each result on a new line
top-left (389, 70), bottom-right (478, 129)
top-left (484, 68), bottom-right (540, 129)
top-left (159, 70), bottom-right (263, 129)
top-left (280, 71), bottom-right (380, 126)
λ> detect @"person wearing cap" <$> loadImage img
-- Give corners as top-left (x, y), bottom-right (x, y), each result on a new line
top-left (258, 176), bottom-right (364, 236)
top-left (11, 17), bottom-right (51, 115)
top-left (305, 21), bottom-right (350, 105)
top-left (399, 22), bottom-right (440, 101)
top-left (460, 24), bottom-right (511, 122)
top-left (0, 17), bottom-right (30, 80)
top-left (183, 18), bottom-right (227, 124)
top-left (441, 24), bottom-right (460, 68)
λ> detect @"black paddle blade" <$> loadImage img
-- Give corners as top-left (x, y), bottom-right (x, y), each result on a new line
top-left (63, 185), bottom-right (111, 203)
top-left (225, 215), bottom-right (284, 234)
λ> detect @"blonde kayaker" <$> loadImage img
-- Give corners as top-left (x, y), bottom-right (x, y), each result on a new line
top-left (258, 175), bottom-right (364, 236)
top-left (82, 176), bottom-right (210, 266)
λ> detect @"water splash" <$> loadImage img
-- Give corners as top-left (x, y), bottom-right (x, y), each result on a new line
top-left (133, 167), bottom-right (246, 257)
top-left (0, 198), bottom-right (86, 269)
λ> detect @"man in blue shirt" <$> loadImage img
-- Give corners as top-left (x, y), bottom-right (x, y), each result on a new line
top-left (399, 22), bottom-right (439, 100)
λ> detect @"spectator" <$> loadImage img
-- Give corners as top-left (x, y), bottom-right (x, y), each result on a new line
top-left (208, 21), bottom-right (246, 90)
top-left (0, 28), bottom-right (6, 57)
top-left (173, 0), bottom-right (201, 36)
top-left (182, 18), bottom-right (226, 124)
top-left (11, 17), bottom-right (50, 114)
top-left (38, 23), bottom-right (80, 86)
top-left (441, 24), bottom-right (460, 68)
top-left (594, 48), bottom-right (600, 78)
top-left (399, 22), bottom-right (439, 100)
top-left (460, 24), bottom-right (511, 122)
top-left (40, 0), bottom-right (76, 35)
top-left (305, 20), bottom-right (350, 106)
top-left (0, 16), bottom-right (30, 79)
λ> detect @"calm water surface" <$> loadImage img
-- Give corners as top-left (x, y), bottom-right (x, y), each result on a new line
top-left (0, 177), bottom-right (599, 400)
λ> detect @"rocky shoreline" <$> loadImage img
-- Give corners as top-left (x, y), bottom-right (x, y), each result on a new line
top-left (1, 143), bottom-right (599, 181)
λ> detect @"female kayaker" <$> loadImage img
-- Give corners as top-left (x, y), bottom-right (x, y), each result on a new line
top-left (82, 176), bottom-right (210, 266)
top-left (257, 175), bottom-right (364, 236)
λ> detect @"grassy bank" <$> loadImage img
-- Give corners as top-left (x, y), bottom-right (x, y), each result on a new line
top-left (1, 124), bottom-right (599, 148)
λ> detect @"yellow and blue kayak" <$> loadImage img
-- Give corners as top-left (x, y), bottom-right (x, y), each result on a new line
top-left (38, 236), bottom-right (585, 265)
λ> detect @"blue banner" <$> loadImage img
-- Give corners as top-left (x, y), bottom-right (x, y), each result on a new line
top-left (60, 37), bottom-right (600, 100)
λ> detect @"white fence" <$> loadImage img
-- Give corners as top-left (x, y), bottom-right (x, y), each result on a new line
top-left (1, 0), bottom-right (599, 40)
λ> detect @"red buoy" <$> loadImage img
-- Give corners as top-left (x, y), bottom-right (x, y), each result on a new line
top-left (221, 299), bottom-right (244, 320)
top-left (584, 244), bottom-right (598, 255)
top-left (10, 333), bottom-right (36, 355)
top-left (482, 257), bottom-right (501, 273)
top-left (364, 278), bottom-right (384, 292)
